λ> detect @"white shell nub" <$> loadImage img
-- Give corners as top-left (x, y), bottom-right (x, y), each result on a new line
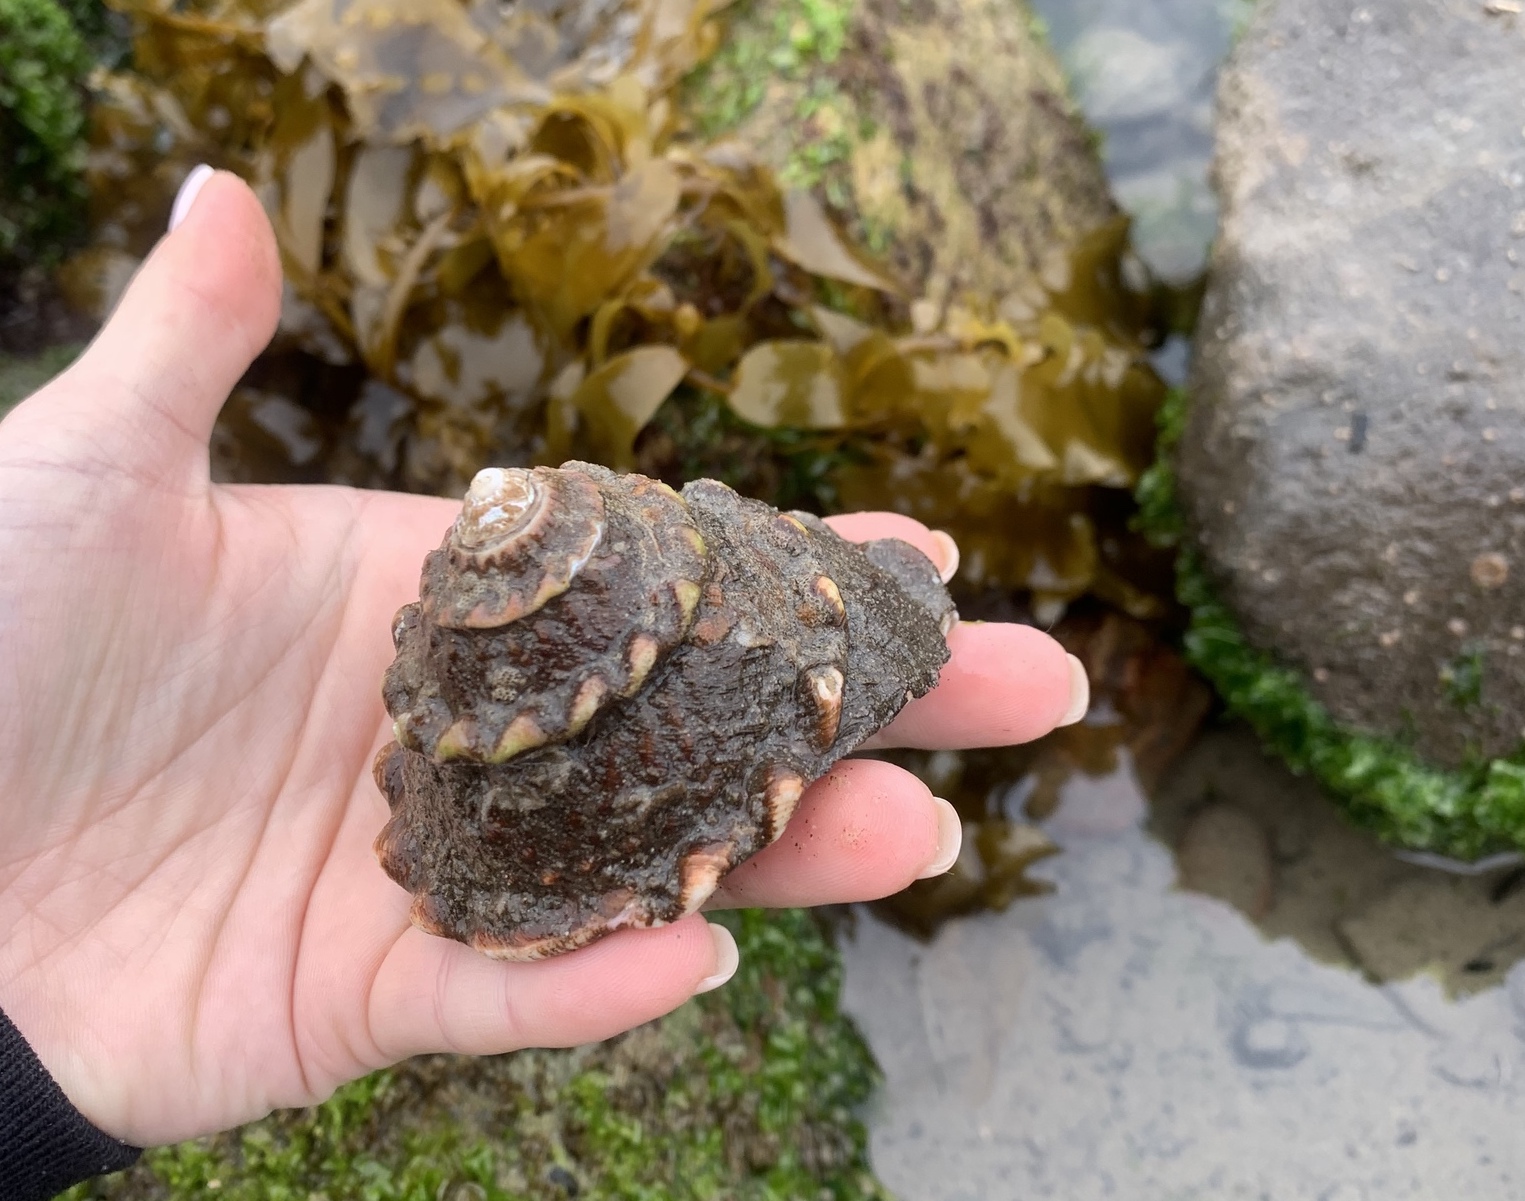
top-left (678, 847), bottom-right (732, 911)
top-left (457, 467), bottom-right (541, 548)
top-left (431, 466), bottom-right (607, 630)
top-left (804, 665), bottom-right (845, 747)
top-left (765, 772), bottom-right (806, 843)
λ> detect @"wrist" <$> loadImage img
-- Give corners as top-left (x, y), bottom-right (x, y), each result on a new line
top-left (0, 944), bottom-right (123, 1144)
top-left (0, 1002), bottom-right (141, 1198)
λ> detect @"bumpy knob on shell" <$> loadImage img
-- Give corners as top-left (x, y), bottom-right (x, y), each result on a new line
top-left (373, 464), bottom-right (956, 960)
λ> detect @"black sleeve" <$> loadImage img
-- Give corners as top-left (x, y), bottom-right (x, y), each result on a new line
top-left (0, 1006), bottom-right (141, 1200)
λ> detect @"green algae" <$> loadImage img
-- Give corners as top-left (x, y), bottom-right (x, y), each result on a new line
top-left (680, 0), bottom-right (860, 195)
top-left (65, 909), bottom-right (888, 1201)
top-left (0, 0), bottom-right (93, 266)
top-left (1140, 388), bottom-right (1525, 861)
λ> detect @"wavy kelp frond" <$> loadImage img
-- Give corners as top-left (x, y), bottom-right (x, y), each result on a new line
top-left (1139, 389), bottom-right (1525, 860)
top-left (78, 0), bottom-right (1165, 608)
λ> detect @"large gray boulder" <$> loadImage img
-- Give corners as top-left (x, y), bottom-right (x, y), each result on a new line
top-left (1179, 0), bottom-right (1525, 769)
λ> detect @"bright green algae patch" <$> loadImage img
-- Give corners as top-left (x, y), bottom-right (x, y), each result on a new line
top-left (66, 910), bottom-right (889, 1201)
top-left (1139, 389), bottom-right (1525, 861)
top-left (681, 0), bottom-right (860, 201)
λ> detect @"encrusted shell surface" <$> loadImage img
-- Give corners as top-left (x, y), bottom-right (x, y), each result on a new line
top-left (374, 462), bottom-right (956, 960)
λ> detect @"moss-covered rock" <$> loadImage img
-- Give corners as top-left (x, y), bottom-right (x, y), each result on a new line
top-left (682, 0), bottom-right (1116, 300)
top-left (675, 0), bottom-right (1168, 615)
top-left (1139, 389), bottom-right (1525, 861)
top-left (1152, 0), bottom-right (1525, 859)
top-left (1177, 0), bottom-right (1525, 773)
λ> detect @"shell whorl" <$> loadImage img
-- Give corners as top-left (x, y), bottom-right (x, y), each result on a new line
top-left (385, 462), bottom-right (709, 764)
top-left (457, 467), bottom-right (539, 549)
top-left (431, 467), bottom-right (606, 629)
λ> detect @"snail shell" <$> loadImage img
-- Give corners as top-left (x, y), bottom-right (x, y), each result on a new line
top-left (374, 462), bottom-right (956, 960)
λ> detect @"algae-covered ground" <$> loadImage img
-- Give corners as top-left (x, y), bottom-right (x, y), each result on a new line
top-left (64, 910), bottom-right (888, 1200)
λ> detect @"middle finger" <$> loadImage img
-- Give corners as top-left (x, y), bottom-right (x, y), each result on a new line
top-left (705, 757), bottom-right (960, 910)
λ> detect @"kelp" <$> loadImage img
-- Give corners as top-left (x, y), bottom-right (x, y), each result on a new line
top-left (70, 0), bottom-right (1167, 611)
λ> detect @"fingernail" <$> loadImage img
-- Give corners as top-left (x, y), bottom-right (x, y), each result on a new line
top-left (930, 530), bottom-right (961, 584)
top-left (1059, 653), bottom-right (1089, 726)
top-left (694, 923), bottom-right (739, 994)
top-left (169, 164), bottom-right (216, 234)
top-left (916, 797), bottom-right (964, 879)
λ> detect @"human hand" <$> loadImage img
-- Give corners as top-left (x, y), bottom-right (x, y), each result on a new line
top-left (0, 170), bottom-right (1086, 1148)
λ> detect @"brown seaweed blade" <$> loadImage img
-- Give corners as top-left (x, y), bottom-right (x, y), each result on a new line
top-left (80, 0), bottom-right (1167, 611)
top-left (373, 461), bottom-right (955, 959)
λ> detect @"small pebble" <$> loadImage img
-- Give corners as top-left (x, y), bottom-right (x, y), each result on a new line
top-left (1177, 804), bottom-right (1275, 919)
top-left (1471, 552), bottom-right (1509, 589)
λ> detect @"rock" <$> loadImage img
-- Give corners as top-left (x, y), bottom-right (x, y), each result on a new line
top-left (684, 0), bottom-right (1118, 302)
top-left (1336, 871), bottom-right (1525, 995)
top-left (1177, 0), bottom-right (1525, 768)
top-left (1175, 803), bottom-right (1275, 918)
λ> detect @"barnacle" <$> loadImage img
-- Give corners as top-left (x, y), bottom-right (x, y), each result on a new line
top-left (373, 461), bottom-right (955, 959)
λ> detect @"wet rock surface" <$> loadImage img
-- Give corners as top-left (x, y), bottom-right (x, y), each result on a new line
top-left (840, 726), bottom-right (1525, 1198)
top-left (1177, 0), bottom-right (1525, 767)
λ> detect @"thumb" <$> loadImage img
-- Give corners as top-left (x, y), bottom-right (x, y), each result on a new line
top-left (45, 167), bottom-right (283, 484)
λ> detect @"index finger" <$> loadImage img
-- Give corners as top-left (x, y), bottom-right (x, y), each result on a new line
top-left (864, 621), bottom-right (1085, 750)
top-left (821, 514), bottom-right (1086, 750)
top-left (822, 511), bottom-right (957, 582)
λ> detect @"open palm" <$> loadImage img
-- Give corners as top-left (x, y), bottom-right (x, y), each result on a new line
top-left (0, 173), bottom-right (1081, 1149)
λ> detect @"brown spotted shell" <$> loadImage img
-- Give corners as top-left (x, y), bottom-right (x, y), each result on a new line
top-left (374, 462), bottom-right (956, 960)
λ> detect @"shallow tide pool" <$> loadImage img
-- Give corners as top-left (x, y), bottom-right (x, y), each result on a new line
top-left (842, 728), bottom-right (1525, 1198)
